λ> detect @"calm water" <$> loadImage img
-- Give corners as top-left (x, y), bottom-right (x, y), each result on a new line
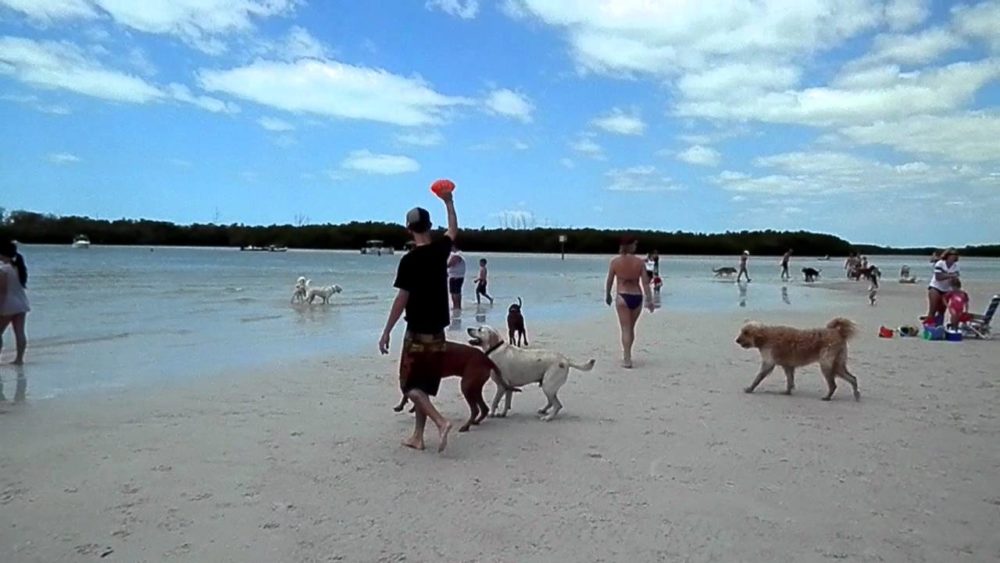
top-left (3, 246), bottom-right (998, 398)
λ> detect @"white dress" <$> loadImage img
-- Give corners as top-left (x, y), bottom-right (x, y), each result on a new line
top-left (928, 259), bottom-right (959, 293)
top-left (0, 263), bottom-right (30, 316)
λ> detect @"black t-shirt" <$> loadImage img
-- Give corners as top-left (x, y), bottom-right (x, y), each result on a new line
top-left (393, 235), bottom-right (452, 334)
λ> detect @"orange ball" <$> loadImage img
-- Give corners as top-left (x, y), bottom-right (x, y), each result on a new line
top-left (431, 179), bottom-right (455, 195)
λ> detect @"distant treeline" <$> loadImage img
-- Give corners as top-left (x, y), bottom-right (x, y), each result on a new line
top-left (1, 210), bottom-right (997, 257)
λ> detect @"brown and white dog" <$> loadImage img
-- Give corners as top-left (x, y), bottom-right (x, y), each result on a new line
top-left (735, 318), bottom-right (861, 401)
top-left (507, 297), bottom-right (528, 347)
top-left (392, 341), bottom-right (500, 432)
top-left (467, 325), bottom-right (595, 421)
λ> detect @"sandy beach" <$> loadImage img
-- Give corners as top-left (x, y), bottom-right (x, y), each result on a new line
top-left (1, 281), bottom-right (998, 562)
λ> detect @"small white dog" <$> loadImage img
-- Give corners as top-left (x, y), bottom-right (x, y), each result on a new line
top-left (306, 283), bottom-right (342, 304)
top-left (291, 277), bottom-right (309, 304)
top-left (467, 325), bottom-right (595, 421)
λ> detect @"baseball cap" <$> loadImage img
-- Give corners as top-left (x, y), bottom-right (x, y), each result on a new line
top-left (405, 207), bottom-right (431, 231)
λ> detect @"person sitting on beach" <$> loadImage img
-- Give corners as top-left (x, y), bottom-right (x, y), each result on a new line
top-left (899, 265), bottom-right (916, 283)
top-left (737, 250), bottom-right (751, 282)
top-left (605, 236), bottom-right (654, 368)
top-left (378, 190), bottom-right (458, 452)
top-left (474, 258), bottom-right (494, 305)
top-left (945, 279), bottom-right (971, 329)
top-left (0, 239), bottom-right (30, 365)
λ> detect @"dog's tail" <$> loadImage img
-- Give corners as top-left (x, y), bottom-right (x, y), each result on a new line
top-left (826, 318), bottom-right (857, 341)
top-left (568, 358), bottom-right (596, 372)
top-left (517, 296), bottom-right (522, 308)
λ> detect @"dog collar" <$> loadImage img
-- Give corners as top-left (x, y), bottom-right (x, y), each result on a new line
top-left (485, 341), bottom-right (505, 356)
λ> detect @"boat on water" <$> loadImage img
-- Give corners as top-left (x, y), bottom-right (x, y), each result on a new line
top-left (360, 240), bottom-right (394, 256)
top-left (240, 244), bottom-right (288, 252)
top-left (72, 234), bottom-right (91, 248)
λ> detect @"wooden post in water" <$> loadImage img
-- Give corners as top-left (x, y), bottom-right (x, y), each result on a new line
top-left (559, 234), bottom-right (567, 260)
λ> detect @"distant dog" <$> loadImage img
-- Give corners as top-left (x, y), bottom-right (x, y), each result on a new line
top-left (714, 267), bottom-right (737, 277)
top-left (467, 325), bottom-right (595, 420)
top-left (735, 318), bottom-right (860, 401)
top-left (392, 342), bottom-right (500, 432)
top-left (306, 284), bottom-right (342, 304)
top-left (802, 267), bottom-right (821, 283)
top-left (507, 297), bottom-right (528, 347)
top-left (291, 277), bottom-right (309, 303)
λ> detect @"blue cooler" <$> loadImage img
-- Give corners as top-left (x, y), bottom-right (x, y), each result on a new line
top-left (945, 330), bottom-right (963, 342)
top-left (923, 326), bottom-right (946, 340)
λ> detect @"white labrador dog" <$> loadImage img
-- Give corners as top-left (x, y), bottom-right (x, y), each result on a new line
top-left (467, 325), bottom-right (595, 421)
top-left (306, 283), bottom-right (342, 304)
top-left (291, 277), bottom-right (309, 304)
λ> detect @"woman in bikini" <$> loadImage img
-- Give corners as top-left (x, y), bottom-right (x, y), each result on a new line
top-left (605, 236), bottom-right (654, 368)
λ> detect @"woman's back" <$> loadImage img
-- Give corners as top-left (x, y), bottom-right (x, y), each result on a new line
top-left (612, 255), bottom-right (645, 293)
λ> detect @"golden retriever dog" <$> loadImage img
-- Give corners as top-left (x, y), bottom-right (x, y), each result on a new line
top-left (735, 318), bottom-right (860, 401)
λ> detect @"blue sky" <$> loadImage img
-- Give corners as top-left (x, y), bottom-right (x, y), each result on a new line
top-left (1, 0), bottom-right (998, 246)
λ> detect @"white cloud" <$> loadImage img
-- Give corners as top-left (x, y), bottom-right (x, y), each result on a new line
top-left (559, 157), bottom-right (575, 169)
top-left (512, 139), bottom-right (530, 150)
top-left (340, 150), bottom-right (419, 175)
top-left (0, 36), bottom-right (240, 113)
top-left (677, 63), bottom-right (800, 101)
top-left (952, 1), bottom-right (1000, 51)
top-left (0, 36), bottom-right (163, 103)
top-left (255, 26), bottom-right (330, 61)
top-left (864, 28), bottom-right (964, 65)
top-left (483, 88), bottom-right (534, 122)
top-left (591, 108), bottom-right (645, 136)
top-left (605, 165), bottom-right (682, 193)
top-left (395, 131), bottom-right (444, 147)
top-left (198, 59), bottom-right (470, 127)
top-left (48, 152), bottom-right (81, 164)
top-left (168, 158), bottom-right (192, 168)
top-left (0, 0), bottom-right (96, 22)
top-left (884, 0), bottom-right (930, 31)
top-left (570, 134), bottom-right (603, 159)
top-left (675, 145), bottom-right (721, 167)
top-left (426, 0), bottom-right (479, 19)
top-left (678, 60), bottom-right (1000, 127)
top-left (257, 116), bottom-right (295, 131)
top-left (167, 83), bottom-right (239, 113)
top-left (839, 113), bottom-right (1000, 163)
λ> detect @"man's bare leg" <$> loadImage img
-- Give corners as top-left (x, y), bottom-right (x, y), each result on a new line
top-left (402, 406), bottom-right (427, 450)
top-left (406, 389), bottom-right (452, 452)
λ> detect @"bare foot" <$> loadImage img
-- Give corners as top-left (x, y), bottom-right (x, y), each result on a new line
top-left (401, 436), bottom-right (425, 450)
top-left (11, 360), bottom-right (24, 366)
top-left (437, 421), bottom-right (453, 453)
top-left (621, 359), bottom-right (632, 369)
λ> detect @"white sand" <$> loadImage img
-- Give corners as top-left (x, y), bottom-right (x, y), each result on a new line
top-left (1, 282), bottom-right (998, 562)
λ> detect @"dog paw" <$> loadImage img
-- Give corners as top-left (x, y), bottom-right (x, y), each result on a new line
top-left (854, 391), bottom-right (861, 401)
top-left (540, 414), bottom-right (554, 422)
top-left (743, 387), bottom-right (754, 394)
top-left (821, 396), bottom-right (832, 401)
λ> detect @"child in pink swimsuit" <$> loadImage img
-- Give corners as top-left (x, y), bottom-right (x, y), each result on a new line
top-left (945, 279), bottom-right (970, 328)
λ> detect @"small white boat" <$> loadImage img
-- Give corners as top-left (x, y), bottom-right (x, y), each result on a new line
top-left (360, 240), bottom-right (394, 255)
top-left (72, 234), bottom-right (91, 248)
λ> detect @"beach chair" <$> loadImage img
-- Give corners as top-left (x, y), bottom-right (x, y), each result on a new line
top-left (962, 294), bottom-right (999, 339)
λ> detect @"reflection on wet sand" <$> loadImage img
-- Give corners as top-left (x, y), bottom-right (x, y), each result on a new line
top-left (0, 363), bottom-right (26, 404)
top-left (738, 280), bottom-right (748, 308)
top-left (782, 285), bottom-right (791, 305)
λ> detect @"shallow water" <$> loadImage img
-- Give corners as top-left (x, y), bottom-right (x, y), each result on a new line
top-left (3, 245), bottom-right (997, 398)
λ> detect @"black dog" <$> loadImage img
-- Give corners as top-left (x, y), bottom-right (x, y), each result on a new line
top-left (802, 267), bottom-right (821, 283)
top-left (507, 297), bottom-right (528, 347)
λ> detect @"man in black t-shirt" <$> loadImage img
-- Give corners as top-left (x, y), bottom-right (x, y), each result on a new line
top-left (379, 188), bottom-right (458, 452)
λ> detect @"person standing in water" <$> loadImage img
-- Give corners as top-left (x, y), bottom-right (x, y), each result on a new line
top-left (474, 258), bottom-right (494, 305)
top-left (606, 236), bottom-right (654, 368)
top-left (378, 190), bottom-right (458, 452)
top-left (737, 250), bottom-right (751, 283)
top-left (0, 239), bottom-right (30, 365)
top-left (447, 244), bottom-right (465, 311)
top-left (780, 249), bottom-right (792, 281)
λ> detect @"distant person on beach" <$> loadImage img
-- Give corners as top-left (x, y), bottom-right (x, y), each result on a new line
top-left (737, 250), bottom-right (751, 282)
top-left (780, 249), bottom-right (792, 281)
top-left (447, 244), bottom-right (465, 310)
top-left (645, 250), bottom-right (660, 278)
top-left (926, 248), bottom-right (960, 322)
top-left (474, 258), bottom-right (493, 305)
top-left (844, 252), bottom-right (858, 279)
top-left (378, 191), bottom-right (458, 452)
top-left (0, 240), bottom-right (30, 365)
top-left (606, 236), bottom-right (654, 368)
top-left (868, 268), bottom-right (879, 306)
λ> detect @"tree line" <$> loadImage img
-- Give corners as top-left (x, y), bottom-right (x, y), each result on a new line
top-left (1, 209), bottom-right (996, 257)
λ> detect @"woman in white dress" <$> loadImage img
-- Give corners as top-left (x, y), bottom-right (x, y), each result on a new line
top-left (0, 239), bottom-right (30, 364)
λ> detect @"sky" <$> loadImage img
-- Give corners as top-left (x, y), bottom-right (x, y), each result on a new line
top-left (1, 0), bottom-right (998, 247)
